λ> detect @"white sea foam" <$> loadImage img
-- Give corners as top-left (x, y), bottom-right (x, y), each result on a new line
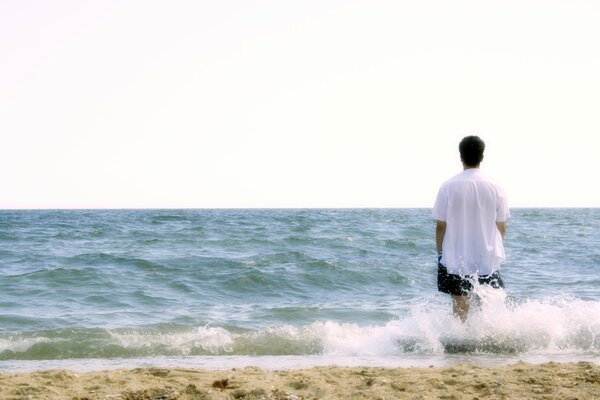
top-left (0, 336), bottom-right (54, 354)
top-left (195, 325), bottom-right (235, 353)
top-left (2, 293), bottom-right (600, 361)
top-left (191, 292), bottom-right (600, 357)
top-left (292, 289), bottom-right (600, 357)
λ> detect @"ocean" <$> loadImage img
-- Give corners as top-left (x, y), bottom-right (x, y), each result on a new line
top-left (1, 208), bottom-right (599, 372)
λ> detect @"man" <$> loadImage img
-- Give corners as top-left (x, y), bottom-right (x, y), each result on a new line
top-left (432, 136), bottom-right (510, 322)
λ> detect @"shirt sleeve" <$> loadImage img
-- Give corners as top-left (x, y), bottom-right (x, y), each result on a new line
top-left (432, 187), bottom-right (447, 221)
top-left (496, 187), bottom-right (510, 222)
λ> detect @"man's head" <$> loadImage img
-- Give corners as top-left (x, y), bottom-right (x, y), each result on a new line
top-left (459, 136), bottom-right (485, 168)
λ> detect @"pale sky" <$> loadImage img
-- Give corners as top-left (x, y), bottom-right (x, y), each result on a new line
top-left (1, 0), bottom-right (599, 209)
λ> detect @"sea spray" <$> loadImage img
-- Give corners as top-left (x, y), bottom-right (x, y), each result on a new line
top-left (3, 296), bottom-right (600, 360)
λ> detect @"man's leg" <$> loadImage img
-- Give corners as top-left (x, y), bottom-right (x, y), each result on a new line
top-left (451, 294), bottom-right (469, 322)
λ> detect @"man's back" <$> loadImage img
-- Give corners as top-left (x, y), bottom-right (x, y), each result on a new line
top-left (433, 169), bottom-right (509, 276)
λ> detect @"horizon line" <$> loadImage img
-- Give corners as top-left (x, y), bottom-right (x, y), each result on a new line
top-left (1, 206), bottom-right (599, 211)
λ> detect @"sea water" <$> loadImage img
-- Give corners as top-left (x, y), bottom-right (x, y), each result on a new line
top-left (1, 208), bottom-right (599, 371)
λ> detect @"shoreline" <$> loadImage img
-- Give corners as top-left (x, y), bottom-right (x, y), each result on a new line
top-left (2, 362), bottom-right (600, 399)
top-left (3, 353), bottom-right (599, 374)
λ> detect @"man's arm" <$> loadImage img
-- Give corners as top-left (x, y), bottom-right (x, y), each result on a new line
top-left (436, 220), bottom-right (446, 254)
top-left (496, 221), bottom-right (506, 239)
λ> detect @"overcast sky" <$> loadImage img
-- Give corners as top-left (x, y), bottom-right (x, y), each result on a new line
top-left (1, 0), bottom-right (599, 208)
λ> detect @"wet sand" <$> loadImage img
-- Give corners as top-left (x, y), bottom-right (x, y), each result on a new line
top-left (1, 361), bottom-right (600, 399)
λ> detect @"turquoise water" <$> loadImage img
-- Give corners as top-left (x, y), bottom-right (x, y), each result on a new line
top-left (1, 209), bottom-right (599, 370)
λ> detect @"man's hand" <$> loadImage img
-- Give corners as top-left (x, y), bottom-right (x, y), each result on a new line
top-left (496, 221), bottom-right (506, 239)
top-left (436, 220), bottom-right (446, 254)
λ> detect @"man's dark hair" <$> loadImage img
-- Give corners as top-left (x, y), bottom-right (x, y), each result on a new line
top-left (459, 136), bottom-right (485, 167)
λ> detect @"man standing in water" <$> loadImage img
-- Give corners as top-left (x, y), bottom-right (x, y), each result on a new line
top-left (432, 136), bottom-right (510, 322)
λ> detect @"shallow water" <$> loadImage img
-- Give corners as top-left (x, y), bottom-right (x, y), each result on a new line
top-left (1, 208), bottom-right (599, 370)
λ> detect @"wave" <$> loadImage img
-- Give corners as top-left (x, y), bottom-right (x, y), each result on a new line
top-left (2, 292), bottom-right (600, 361)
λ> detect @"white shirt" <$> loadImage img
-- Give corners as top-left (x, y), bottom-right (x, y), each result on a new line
top-left (432, 169), bottom-right (510, 276)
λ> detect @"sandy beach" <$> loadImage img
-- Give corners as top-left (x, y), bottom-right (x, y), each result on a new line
top-left (1, 362), bottom-right (599, 399)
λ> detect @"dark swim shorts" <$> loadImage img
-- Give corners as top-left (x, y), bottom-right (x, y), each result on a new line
top-left (437, 264), bottom-right (504, 296)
